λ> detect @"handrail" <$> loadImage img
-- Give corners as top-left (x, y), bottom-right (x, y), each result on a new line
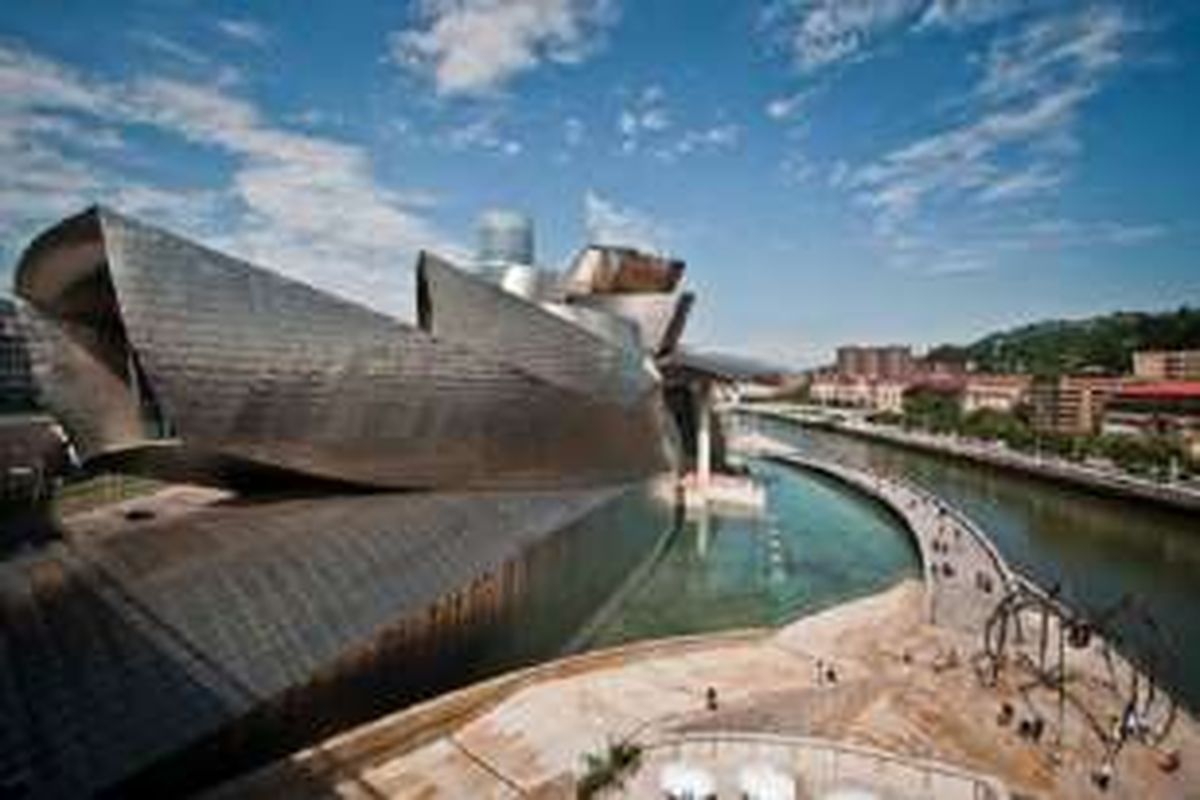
top-left (639, 730), bottom-right (1010, 799)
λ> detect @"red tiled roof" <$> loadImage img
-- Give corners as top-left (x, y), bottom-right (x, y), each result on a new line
top-left (1117, 381), bottom-right (1200, 399)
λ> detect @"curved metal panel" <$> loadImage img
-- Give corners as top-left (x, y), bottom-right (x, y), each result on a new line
top-left (14, 208), bottom-right (676, 490)
top-left (565, 246), bottom-right (685, 295)
top-left (571, 291), bottom-right (694, 356)
top-left (417, 252), bottom-right (655, 407)
top-left (17, 303), bottom-right (146, 458)
top-left (0, 483), bottom-right (673, 796)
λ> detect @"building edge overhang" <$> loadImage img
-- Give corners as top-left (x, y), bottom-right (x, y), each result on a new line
top-left (13, 204), bottom-right (105, 311)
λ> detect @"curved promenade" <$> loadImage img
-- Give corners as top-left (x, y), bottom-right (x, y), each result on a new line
top-left (742, 433), bottom-right (1011, 632)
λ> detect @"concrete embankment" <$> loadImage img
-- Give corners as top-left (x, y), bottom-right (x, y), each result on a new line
top-left (743, 405), bottom-right (1200, 513)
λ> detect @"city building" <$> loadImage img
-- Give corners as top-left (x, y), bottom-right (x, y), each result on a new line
top-left (918, 357), bottom-right (969, 379)
top-left (961, 375), bottom-right (1031, 415)
top-left (0, 297), bottom-right (36, 413)
top-left (835, 345), bottom-right (913, 381)
top-left (1132, 349), bottom-right (1200, 381)
top-left (1030, 375), bottom-right (1123, 435)
top-left (809, 374), bottom-right (907, 413)
top-left (1102, 381), bottom-right (1200, 458)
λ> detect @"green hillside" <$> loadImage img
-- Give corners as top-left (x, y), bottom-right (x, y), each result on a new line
top-left (927, 307), bottom-right (1200, 376)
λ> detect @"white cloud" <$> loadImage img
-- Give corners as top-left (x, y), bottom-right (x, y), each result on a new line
top-left (977, 5), bottom-right (1130, 101)
top-left (639, 106), bottom-right (670, 131)
top-left (765, 89), bottom-right (812, 120)
top-left (769, 0), bottom-right (1026, 73)
top-left (440, 113), bottom-right (524, 156)
top-left (217, 18), bottom-right (272, 47)
top-left (0, 42), bottom-right (455, 318)
top-left (133, 31), bottom-right (210, 66)
top-left (390, 0), bottom-right (617, 96)
top-left (655, 124), bottom-right (741, 163)
top-left (917, 0), bottom-right (1027, 31)
top-left (784, 0), bottom-right (919, 72)
top-left (1018, 218), bottom-right (1167, 248)
top-left (973, 163), bottom-right (1062, 203)
top-left (846, 6), bottom-right (1135, 231)
top-left (876, 215), bottom-right (1167, 277)
top-left (772, 5), bottom-right (1151, 278)
top-left (583, 190), bottom-right (668, 252)
top-left (614, 84), bottom-right (738, 162)
top-left (616, 83), bottom-right (671, 151)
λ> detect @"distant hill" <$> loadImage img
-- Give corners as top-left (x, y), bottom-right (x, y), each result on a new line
top-left (927, 307), bottom-right (1200, 376)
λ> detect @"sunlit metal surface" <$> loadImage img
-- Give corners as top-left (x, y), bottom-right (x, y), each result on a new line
top-left (564, 245), bottom-right (685, 294)
top-left (14, 207), bottom-right (678, 490)
top-left (417, 251), bottom-right (655, 406)
top-left (0, 482), bottom-right (673, 797)
top-left (3, 206), bottom-right (709, 797)
top-left (571, 291), bottom-right (694, 355)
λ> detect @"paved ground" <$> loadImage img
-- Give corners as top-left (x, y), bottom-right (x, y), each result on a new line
top-left (210, 581), bottom-right (1200, 799)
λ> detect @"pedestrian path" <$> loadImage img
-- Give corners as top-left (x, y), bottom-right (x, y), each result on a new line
top-left (734, 431), bottom-right (1011, 633)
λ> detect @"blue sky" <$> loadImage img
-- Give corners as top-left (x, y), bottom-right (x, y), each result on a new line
top-left (1, 1), bottom-right (1197, 366)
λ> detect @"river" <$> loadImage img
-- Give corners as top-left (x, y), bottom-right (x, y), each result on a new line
top-left (745, 413), bottom-right (1200, 711)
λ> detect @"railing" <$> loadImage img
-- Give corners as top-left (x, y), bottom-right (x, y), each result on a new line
top-left (639, 731), bottom-right (1009, 800)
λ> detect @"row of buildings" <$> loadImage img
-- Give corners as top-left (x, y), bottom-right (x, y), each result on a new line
top-left (809, 344), bottom-right (1200, 456)
top-left (812, 346), bottom-right (1029, 416)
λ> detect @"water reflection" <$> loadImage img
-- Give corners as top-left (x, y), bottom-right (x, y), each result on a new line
top-left (584, 459), bottom-right (920, 648)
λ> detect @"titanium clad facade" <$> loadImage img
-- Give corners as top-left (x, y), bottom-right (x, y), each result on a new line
top-left (0, 483), bottom-right (674, 797)
top-left (417, 251), bottom-right (655, 407)
top-left (0, 299), bottom-right (36, 413)
top-left (15, 207), bottom-right (676, 490)
top-left (571, 291), bottom-right (695, 355)
top-left (565, 246), bottom-right (685, 294)
top-left (3, 206), bottom-right (703, 795)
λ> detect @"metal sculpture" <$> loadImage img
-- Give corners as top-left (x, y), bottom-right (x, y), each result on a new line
top-left (979, 579), bottom-right (1178, 780)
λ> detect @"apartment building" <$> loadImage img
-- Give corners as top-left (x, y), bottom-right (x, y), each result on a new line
top-left (1132, 350), bottom-right (1200, 381)
top-left (1031, 375), bottom-right (1123, 435)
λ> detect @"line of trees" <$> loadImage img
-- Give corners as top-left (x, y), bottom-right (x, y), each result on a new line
top-left (875, 393), bottom-right (1194, 479)
top-left (927, 306), bottom-right (1200, 376)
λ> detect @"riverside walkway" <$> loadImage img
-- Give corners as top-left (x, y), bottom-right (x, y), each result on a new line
top-left (733, 431), bottom-right (1012, 633)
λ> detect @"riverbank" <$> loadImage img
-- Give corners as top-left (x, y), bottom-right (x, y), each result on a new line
top-left (209, 450), bottom-right (1199, 798)
top-left (742, 404), bottom-right (1200, 513)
